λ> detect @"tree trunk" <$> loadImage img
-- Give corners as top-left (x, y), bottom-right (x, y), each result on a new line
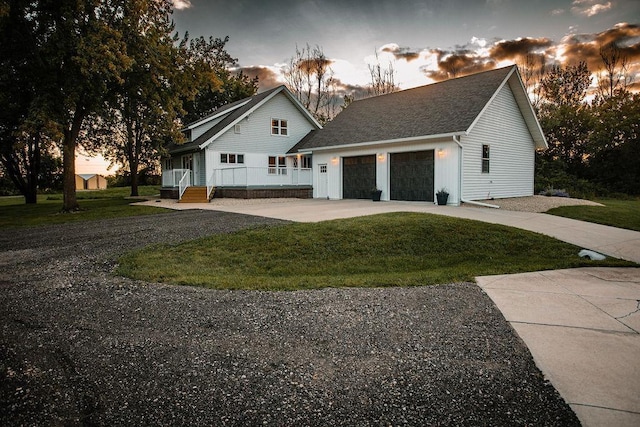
top-left (130, 166), bottom-right (139, 197)
top-left (24, 134), bottom-right (41, 204)
top-left (62, 138), bottom-right (78, 211)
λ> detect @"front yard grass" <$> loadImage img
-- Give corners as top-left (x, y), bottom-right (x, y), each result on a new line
top-left (546, 198), bottom-right (640, 232)
top-left (118, 212), bottom-right (634, 291)
top-left (0, 186), bottom-right (167, 228)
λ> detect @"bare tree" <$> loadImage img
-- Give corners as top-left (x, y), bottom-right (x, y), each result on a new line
top-left (368, 51), bottom-right (398, 96)
top-left (518, 53), bottom-right (546, 110)
top-left (283, 44), bottom-right (337, 123)
top-left (597, 43), bottom-right (631, 99)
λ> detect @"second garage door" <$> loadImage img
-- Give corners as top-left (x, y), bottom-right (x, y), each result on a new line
top-left (343, 155), bottom-right (376, 199)
top-left (390, 150), bottom-right (434, 201)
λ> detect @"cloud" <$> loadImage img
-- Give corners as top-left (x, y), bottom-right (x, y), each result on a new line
top-left (424, 48), bottom-right (495, 81)
top-left (380, 44), bottom-right (421, 62)
top-left (238, 66), bottom-right (283, 91)
top-left (559, 23), bottom-right (640, 70)
top-left (171, 0), bottom-right (192, 10)
top-left (490, 37), bottom-right (554, 61)
top-left (571, 0), bottom-right (613, 17)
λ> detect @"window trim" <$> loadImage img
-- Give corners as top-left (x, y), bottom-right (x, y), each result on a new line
top-left (481, 144), bottom-right (490, 174)
top-left (268, 155), bottom-right (287, 175)
top-left (220, 153), bottom-right (244, 165)
top-left (271, 118), bottom-right (288, 136)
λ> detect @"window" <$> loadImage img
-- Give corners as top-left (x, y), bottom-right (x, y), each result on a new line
top-left (482, 145), bottom-right (490, 173)
top-left (319, 164), bottom-right (327, 173)
top-left (182, 129), bottom-right (191, 142)
top-left (163, 158), bottom-right (172, 170)
top-left (293, 155), bottom-right (311, 169)
top-left (268, 156), bottom-right (287, 175)
top-left (301, 155), bottom-right (312, 169)
top-left (220, 153), bottom-right (244, 164)
top-left (234, 124), bottom-right (241, 134)
top-left (271, 119), bottom-right (288, 136)
top-left (182, 154), bottom-right (192, 170)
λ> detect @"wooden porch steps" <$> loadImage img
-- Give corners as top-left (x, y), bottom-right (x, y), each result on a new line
top-left (179, 186), bottom-right (210, 203)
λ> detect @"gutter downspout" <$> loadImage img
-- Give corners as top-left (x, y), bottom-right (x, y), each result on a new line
top-left (461, 199), bottom-right (500, 209)
top-left (453, 135), bottom-right (500, 209)
top-left (453, 136), bottom-right (463, 206)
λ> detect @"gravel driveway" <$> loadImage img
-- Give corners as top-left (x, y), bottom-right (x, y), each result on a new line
top-left (0, 210), bottom-right (579, 426)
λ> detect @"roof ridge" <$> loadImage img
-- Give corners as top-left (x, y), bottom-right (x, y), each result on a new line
top-left (353, 64), bottom-right (516, 104)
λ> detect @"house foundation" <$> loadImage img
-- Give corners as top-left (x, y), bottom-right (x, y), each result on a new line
top-left (160, 186), bottom-right (313, 200)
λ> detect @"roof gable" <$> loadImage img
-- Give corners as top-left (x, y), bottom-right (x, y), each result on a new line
top-left (169, 86), bottom-right (322, 155)
top-left (292, 65), bottom-right (546, 152)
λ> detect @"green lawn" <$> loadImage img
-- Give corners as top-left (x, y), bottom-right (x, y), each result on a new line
top-left (546, 198), bottom-right (640, 232)
top-left (0, 186), bottom-right (167, 228)
top-left (117, 212), bottom-right (634, 291)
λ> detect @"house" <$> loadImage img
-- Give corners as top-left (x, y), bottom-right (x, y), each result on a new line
top-left (161, 85), bottom-right (322, 202)
top-left (75, 174), bottom-right (108, 190)
top-left (289, 65), bottom-right (547, 204)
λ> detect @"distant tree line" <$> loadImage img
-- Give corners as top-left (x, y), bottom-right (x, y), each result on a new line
top-left (0, 0), bottom-right (257, 208)
top-left (520, 44), bottom-right (640, 197)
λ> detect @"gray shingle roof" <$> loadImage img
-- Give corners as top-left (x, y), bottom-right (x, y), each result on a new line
top-left (168, 86), bottom-right (283, 154)
top-left (290, 66), bottom-right (516, 152)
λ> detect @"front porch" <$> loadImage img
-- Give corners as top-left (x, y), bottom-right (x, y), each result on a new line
top-left (161, 167), bottom-right (313, 201)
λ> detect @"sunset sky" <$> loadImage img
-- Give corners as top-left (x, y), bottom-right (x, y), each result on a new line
top-left (170, 0), bottom-right (640, 92)
top-left (80, 0), bottom-right (640, 174)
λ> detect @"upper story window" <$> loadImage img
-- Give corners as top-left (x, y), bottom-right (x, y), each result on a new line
top-left (271, 119), bottom-right (288, 136)
top-left (182, 129), bottom-right (191, 142)
top-left (220, 153), bottom-right (244, 164)
top-left (482, 144), bottom-right (490, 173)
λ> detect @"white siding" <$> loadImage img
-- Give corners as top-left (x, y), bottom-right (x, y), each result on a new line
top-left (211, 92), bottom-right (315, 156)
top-left (311, 138), bottom-right (461, 203)
top-left (462, 83), bottom-right (536, 200)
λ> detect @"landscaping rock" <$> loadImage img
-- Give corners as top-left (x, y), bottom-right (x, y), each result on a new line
top-left (0, 210), bottom-right (580, 426)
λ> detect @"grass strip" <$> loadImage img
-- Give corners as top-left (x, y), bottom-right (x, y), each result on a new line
top-left (546, 198), bottom-right (640, 232)
top-left (0, 186), bottom-right (166, 228)
top-left (117, 212), bottom-right (634, 291)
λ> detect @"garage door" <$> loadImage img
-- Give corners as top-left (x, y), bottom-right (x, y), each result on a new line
top-left (390, 150), bottom-right (434, 201)
top-left (343, 155), bottom-right (376, 199)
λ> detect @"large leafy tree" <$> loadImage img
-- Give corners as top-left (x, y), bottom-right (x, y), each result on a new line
top-left (588, 92), bottom-right (640, 194)
top-left (0, 0), bottom-right (62, 203)
top-left (0, 0), bottom-right (131, 210)
top-left (95, 0), bottom-right (184, 197)
top-left (537, 62), bottom-right (593, 177)
top-left (180, 35), bottom-right (258, 124)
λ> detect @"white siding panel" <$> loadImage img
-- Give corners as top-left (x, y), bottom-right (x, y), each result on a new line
top-left (212, 92), bottom-right (315, 155)
top-left (311, 138), bottom-right (461, 202)
top-left (462, 84), bottom-right (536, 200)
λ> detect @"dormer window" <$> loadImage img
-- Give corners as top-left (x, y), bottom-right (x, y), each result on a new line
top-left (271, 119), bottom-right (288, 136)
top-left (182, 129), bottom-right (191, 142)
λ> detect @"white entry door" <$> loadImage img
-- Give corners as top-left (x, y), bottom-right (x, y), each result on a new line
top-left (181, 154), bottom-right (193, 185)
top-left (192, 152), bottom-right (200, 185)
top-left (317, 164), bottom-right (328, 199)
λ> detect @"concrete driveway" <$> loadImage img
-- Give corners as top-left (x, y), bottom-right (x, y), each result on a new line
top-left (477, 268), bottom-right (640, 427)
top-left (139, 198), bottom-right (640, 426)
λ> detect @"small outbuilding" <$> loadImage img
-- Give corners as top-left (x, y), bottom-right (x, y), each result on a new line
top-left (75, 174), bottom-right (108, 190)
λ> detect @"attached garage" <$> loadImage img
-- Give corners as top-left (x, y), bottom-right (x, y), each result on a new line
top-left (343, 155), bottom-right (376, 199)
top-left (292, 66), bottom-right (548, 204)
top-left (390, 150), bottom-right (435, 201)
